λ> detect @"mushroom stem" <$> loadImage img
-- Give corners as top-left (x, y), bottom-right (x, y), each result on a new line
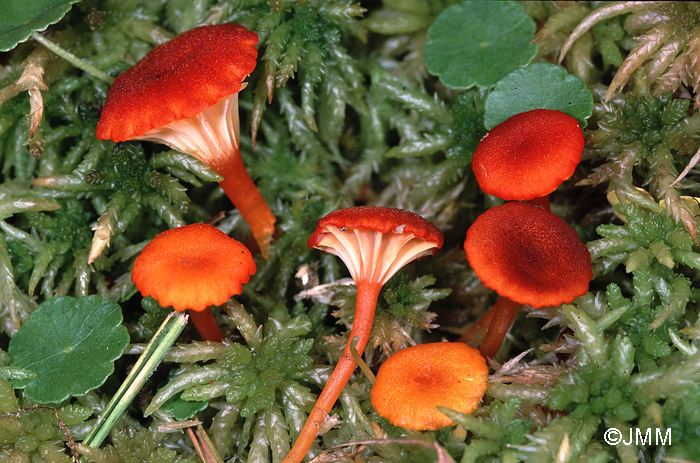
top-left (214, 150), bottom-right (276, 258)
top-left (526, 195), bottom-right (551, 211)
top-left (458, 303), bottom-right (497, 344)
top-left (283, 281), bottom-right (382, 463)
top-left (478, 297), bottom-right (520, 358)
top-left (188, 308), bottom-right (223, 343)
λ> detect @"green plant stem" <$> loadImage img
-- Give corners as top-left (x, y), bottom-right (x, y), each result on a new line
top-left (82, 311), bottom-right (188, 449)
top-left (349, 336), bottom-right (375, 384)
top-left (31, 33), bottom-right (115, 84)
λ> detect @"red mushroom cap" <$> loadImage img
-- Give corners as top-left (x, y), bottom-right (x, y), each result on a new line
top-left (471, 109), bottom-right (584, 201)
top-left (308, 207), bottom-right (443, 285)
top-left (463, 202), bottom-right (591, 308)
top-left (132, 223), bottom-right (256, 312)
top-left (96, 23), bottom-right (258, 142)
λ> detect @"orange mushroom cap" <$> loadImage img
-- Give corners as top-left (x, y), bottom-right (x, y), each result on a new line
top-left (96, 23), bottom-right (258, 143)
top-left (471, 109), bottom-right (584, 201)
top-left (308, 206), bottom-right (444, 285)
top-left (464, 202), bottom-right (591, 308)
top-left (132, 223), bottom-right (256, 312)
top-left (371, 342), bottom-right (488, 431)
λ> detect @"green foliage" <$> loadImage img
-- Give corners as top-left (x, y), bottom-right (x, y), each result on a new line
top-left (146, 304), bottom-right (319, 460)
top-left (588, 205), bottom-right (696, 348)
top-left (484, 62), bottom-right (593, 129)
top-left (604, 92), bottom-right (692, 152)
top-left (0, 379), bottom-right (92, 463)
top-left (9, 295), bottom-right (129, 403)
top-left (423, 1), bottom-right (537, 89)
top-left (440, 398), bottom-right (531, 463)
top-left (80, 427), bottom-right (198, 463)
top-left (328, 274), bottom-right (451, 361)
top-left (160, 393), bottom-right (208, 421)
top-left (0, 0), bottom-right (81, 51)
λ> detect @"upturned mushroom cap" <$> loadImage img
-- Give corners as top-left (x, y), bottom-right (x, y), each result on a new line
top-left (132, 223), bottom-right (256, 312)
top-left (471, 109), bottom-right (584, 201)
top-left (371, 342), bottom-right (488, 430)
top-left (96, 23), bottom-right (258, 143)
top-left (307, 206), bottom-right (444, 284)
top-left (463, 202), bottom-right (591, 308)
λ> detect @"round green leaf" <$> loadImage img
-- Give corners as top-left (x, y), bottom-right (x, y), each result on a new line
top-left (0, 0), bottom-right (81, 52)
top-left (484, 63), bottom-right (594, 129)
top-left (423, 1), bottom-right (537, 89)
top-left (9, 295), bottom-right (130, 404)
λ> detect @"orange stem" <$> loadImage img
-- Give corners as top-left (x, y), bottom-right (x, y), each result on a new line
top-left (458, 303), bottom-right (497, 343)
top-left (188, 308), bottom-right (223, 343)
top-left (213, 150), bottom-right (276, 258)
top-left (283, 281), bottom-right (382, 463)
top-left (478, 297), bottom-right (520, 358)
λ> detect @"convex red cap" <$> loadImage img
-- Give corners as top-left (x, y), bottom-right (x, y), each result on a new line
top-left (463, 202), bottom-right (591, 308)
top-left (132, 223), bottom-right (256, 312)
top-left (471, 109), bottom-right (584, 201)
top-left (371, 342), bottom-right (488, 430)
top-left (96, 23), bottom-right (258, 142)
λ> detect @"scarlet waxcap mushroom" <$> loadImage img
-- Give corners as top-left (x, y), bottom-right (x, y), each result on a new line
top-left (371, 342), bottom-right (488, 430)
top-left (96, 24), bottom-right (277, 258)
top-left (132, 223), bottom-right (256, 312)
top-left (307, 206), bottom-right (444, 285)
top-left (471, 109), bottom-right (584, 201)
top-left (96, 23), bottom-right (257, 143)
top-left (464, 202), bottom-right (591, 308)
top-left (283, 207), bottom-right (443, 463)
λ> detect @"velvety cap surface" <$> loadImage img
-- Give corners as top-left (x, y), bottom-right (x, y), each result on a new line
top-left (132, 223), bottom-right (256, 312)
top-left (471, 109), bottom-right (584, 200)
top-left (371, 342), bottom-right (488, 430)
top-left (96, 23), bottom-right (258, 142)
top-left (463, 202), bottom-right (591, 308)
top-left (307, 206), bottom-right (444, 249)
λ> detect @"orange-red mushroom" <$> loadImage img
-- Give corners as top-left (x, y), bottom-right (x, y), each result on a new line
top-left (463, 202), bottom-right (591, 357)
top-left (371, 342), bottom-right (488, 430)
top-left (96, 24), bottom-right (276, 257)
top-left (132, 223), bottom-right (256, 342)
top-left (283, 206), bottom-right (443, 463)
top-left (471, 109), bottom-right (584, 209)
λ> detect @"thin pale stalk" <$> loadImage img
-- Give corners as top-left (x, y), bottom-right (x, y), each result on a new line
top-left (82, 311), bottom-right (187, 449)
top-left (31, 33), bottom-right (114, 84)
top-left (282, 281), bottom-right (381, 463)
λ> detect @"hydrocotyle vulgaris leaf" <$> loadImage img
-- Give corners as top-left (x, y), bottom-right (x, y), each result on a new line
top-left (484, 62), bottom-right (594, 129)
top-left (0, 0), bottom-right (81, 51)
top-left (423, 0), bottom-right (537, 90)
top-left (9, 295), bottom-right (130, 404)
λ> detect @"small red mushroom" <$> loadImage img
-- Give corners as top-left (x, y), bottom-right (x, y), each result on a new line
top-left (96, 24), bottom-right (277, 257)
top-left (283, 206), bottom-right (443, 463)
top-left (463, 202), bottom-right (591, 357)
top-left (132, 223), bottom-right (256, 342)
top-left (471, 109), bottom-right (584, 209)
